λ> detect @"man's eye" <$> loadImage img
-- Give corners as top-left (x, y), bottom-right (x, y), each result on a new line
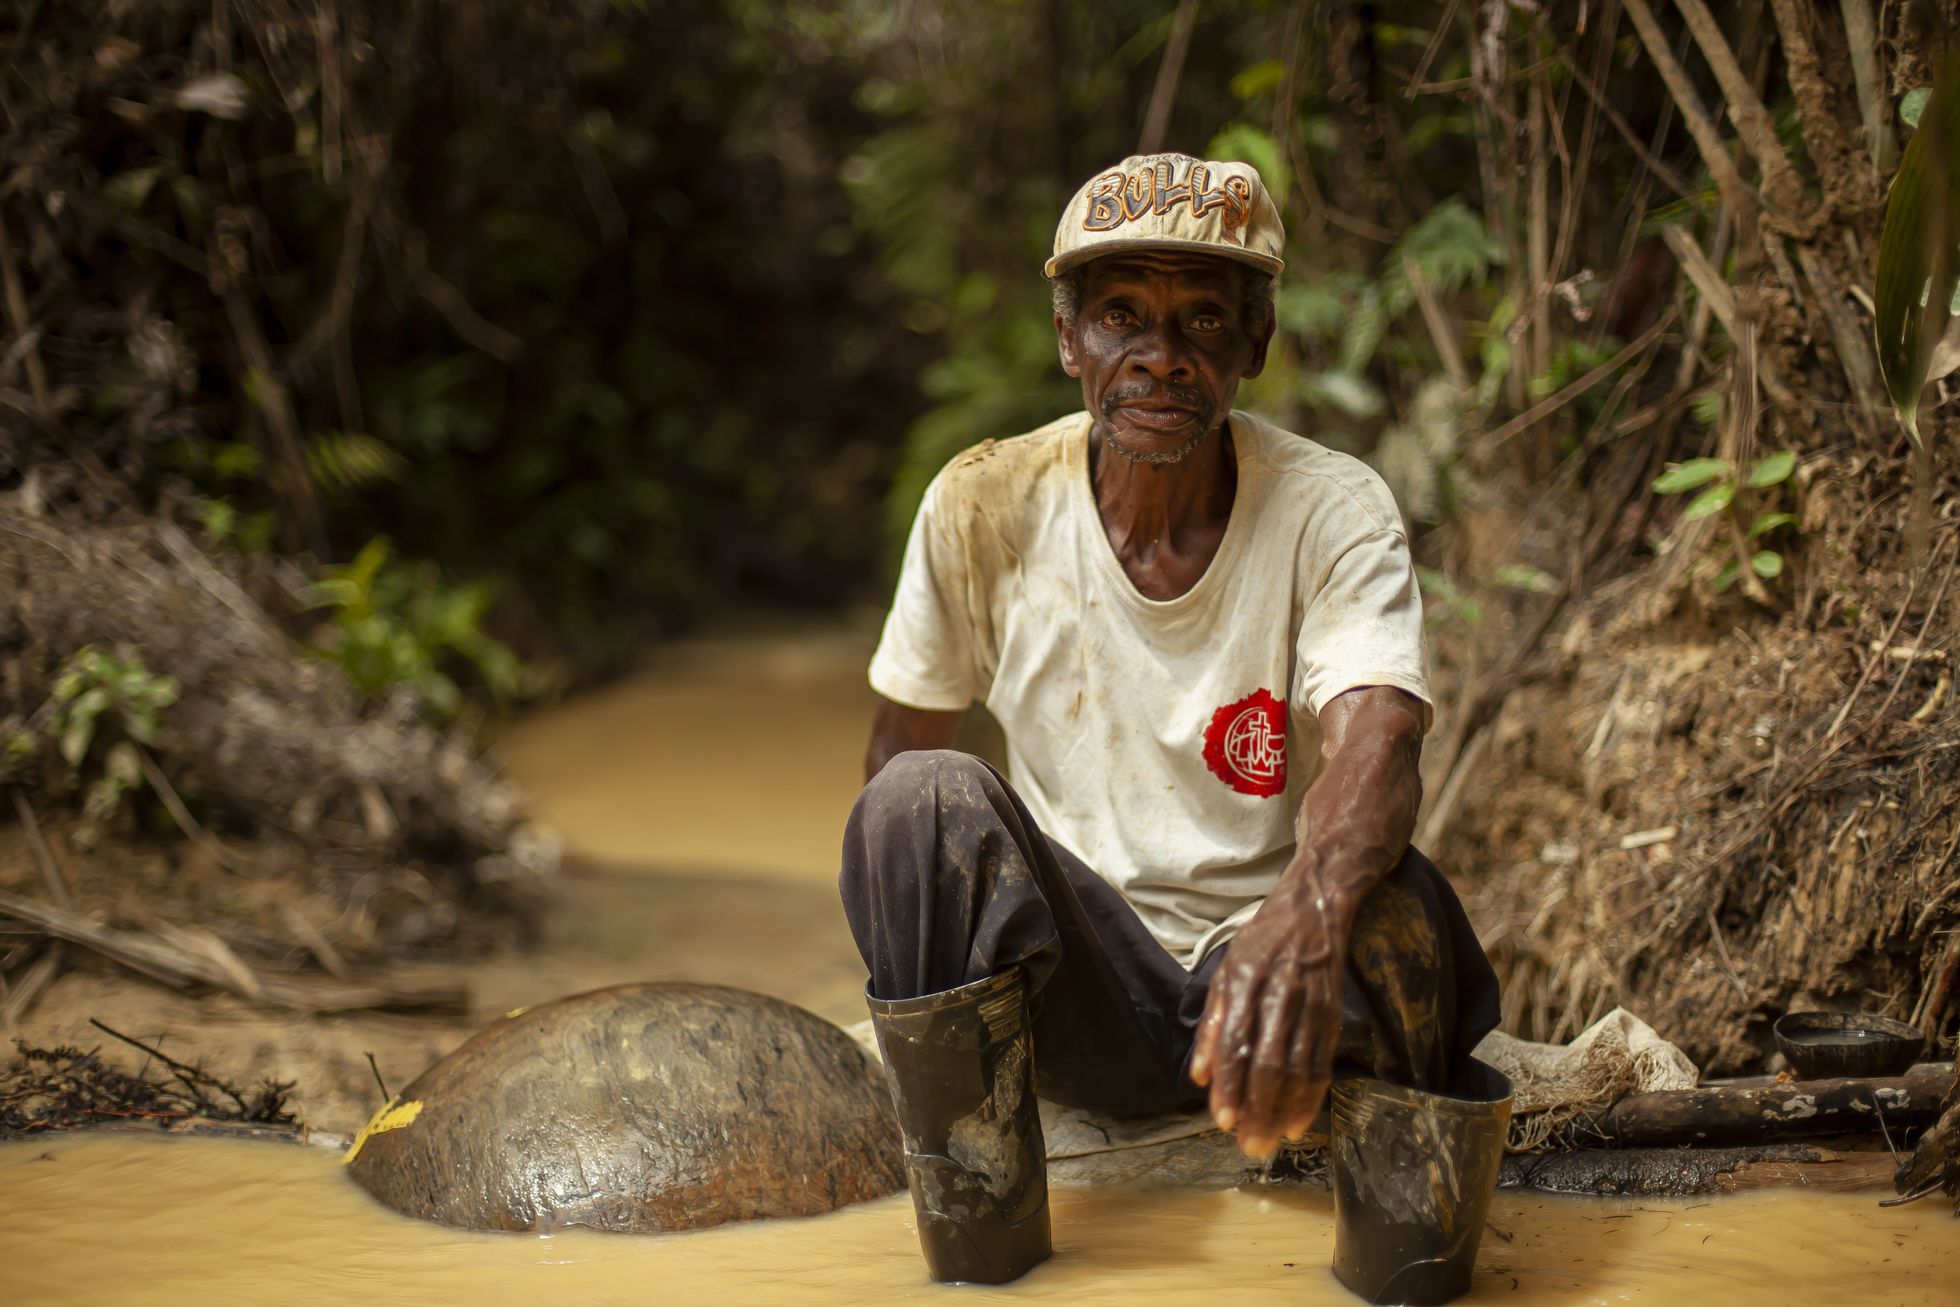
top-left (1191, 315), bottom-right (1224, 332)
top-left (1100, 309), bottom-right (1135, 328)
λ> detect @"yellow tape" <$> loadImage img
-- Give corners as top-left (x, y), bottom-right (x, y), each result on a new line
top-left (504, 1005), bottom-right (529, 1020)
top-left (340, 1095), bottom-right (424, 1165)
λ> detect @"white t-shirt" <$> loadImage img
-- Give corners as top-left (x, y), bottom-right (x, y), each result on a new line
top-left (869, 410), bottom-right (1431, 968)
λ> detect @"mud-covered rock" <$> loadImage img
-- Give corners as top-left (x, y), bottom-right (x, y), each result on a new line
top-left (344, 983), bottom-right (903, 1232)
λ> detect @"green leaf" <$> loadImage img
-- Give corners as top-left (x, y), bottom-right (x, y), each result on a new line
top-left (202, 498), bottom-right (236, 543)
top-left (1653, 458), bottom-right (1733, 495)
top-left (1203, 123), bottom-right (1288, 202)
top-left (1683, 482), bottom-right (1735, 520)
top-left (1902, 87), bottom-right (1932, 130)
top-left (103, 165), bottom-right (164, 212)
top-left (1494, 564), bottom-right (1558, 594)
top-left (1751, 549), bottom-right (1785, 579)
top-left (1230, 61), bottom-right (1285, 101)
top-left (1749, 511), bottom-right (1797, 538)
top-left (1691, 389), bottom-right (1722, 427)
top-left (103, 741), bottom-right (142, 787)
top-left (59, 687), bottom-right (110, 768)
top-left (1299, 370), bottom-right (1385, 418)
top-left (1276, 279), bottom-right (1348, 337)
top-left (1714, 559), bottom-right (1741, 593)
top-left (1746, 450), bottom-right (1797, 487)
top-left (1875, 45), bottom-right (1960, 443)
top-left (1336, 284), bottom-right (1387, 374)
top-left (212, 442), bottom-right (261, 480)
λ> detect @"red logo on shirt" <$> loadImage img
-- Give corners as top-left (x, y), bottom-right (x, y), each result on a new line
top-left (1202, 689), bottom-right (1287, 797)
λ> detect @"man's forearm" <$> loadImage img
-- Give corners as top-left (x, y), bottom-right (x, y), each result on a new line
top-left (1272, 687), bottom-right (1425, 923)
top-left (864, 696), bottom-right (966, 782)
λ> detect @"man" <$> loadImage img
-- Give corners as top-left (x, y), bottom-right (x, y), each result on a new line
top-left (841, 153), bottom-right (1500, 1285)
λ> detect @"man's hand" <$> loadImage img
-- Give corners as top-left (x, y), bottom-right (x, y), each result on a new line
top-left (1186, 686), bottom-right (1426, 1158)
top-left (1188, 863), bottom-right (1357, 1157)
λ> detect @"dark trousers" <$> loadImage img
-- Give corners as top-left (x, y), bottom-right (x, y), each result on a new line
top-left (839, 750), bottom-right (1501, 1118)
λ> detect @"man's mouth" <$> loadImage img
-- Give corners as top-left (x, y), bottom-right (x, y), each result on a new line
top-left (1111, 402), bottom-right (1202, 431)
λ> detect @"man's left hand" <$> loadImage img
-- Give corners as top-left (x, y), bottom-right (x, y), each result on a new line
top-left (1187, 865), bottom-right (1355, 1158)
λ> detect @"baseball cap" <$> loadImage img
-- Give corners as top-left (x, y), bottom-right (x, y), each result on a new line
top-left (1045, 152), bottom-right (1286, 279)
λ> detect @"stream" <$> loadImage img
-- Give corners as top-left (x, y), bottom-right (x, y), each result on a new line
top-left (1, 630), bottom-right (1952, 1304)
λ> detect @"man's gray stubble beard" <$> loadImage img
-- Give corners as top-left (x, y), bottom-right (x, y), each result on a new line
top-left (1102, 422), bottom-right (1214, 466)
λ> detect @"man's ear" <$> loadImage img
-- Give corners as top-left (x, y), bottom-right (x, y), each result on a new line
top-left (1055, 312), bottom-right (1082, 378)
top-left (1240, 309), bottom-right (1275, 380)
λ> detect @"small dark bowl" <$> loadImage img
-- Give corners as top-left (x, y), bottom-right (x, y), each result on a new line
top-left (1772, 1010), bottom-right (1923, 1079)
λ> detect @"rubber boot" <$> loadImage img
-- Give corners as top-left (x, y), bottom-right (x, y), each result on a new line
top-left (1328, 1058), bottom-right (1514, 1305)
top-left (866, 968), bottom-right (1052, 1284)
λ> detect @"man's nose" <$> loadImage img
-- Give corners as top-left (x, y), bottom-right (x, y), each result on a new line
top-left (1128, 320), bottom-right (1195, 380)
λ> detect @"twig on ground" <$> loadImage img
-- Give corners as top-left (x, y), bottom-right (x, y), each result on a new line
top-left (365, 1050), bottom-right (391, 1101)
top-left (88, 1017), bottom-right (250, 1117)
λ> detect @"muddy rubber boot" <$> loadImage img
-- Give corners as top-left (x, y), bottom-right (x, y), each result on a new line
top-left (866, 968), bottom-right (1052, 1284)
top-left (1328, 1058), bottom-right (1514, 1305)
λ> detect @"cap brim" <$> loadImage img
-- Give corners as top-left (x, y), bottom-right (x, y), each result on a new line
top-left (1044, 236), bottom-right (1284, 279)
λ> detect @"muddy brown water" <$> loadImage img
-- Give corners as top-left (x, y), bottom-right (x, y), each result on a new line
top-left (2, 631), bottom-right (1954, 1304)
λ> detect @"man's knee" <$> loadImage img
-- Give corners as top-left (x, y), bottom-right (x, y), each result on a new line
top-left (1347, 848), bottom-right (1447, 992)
top-left (864, 747), bottom-right (990, 801)
top-left (842, 750), bottom-right (996, 902)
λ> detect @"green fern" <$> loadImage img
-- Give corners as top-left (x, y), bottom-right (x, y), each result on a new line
top-left (306, 431), bottom-right (406, 492)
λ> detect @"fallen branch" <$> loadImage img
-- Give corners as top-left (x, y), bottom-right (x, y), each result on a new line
top-left (1576, 1063), bottom-right (1949, 1148)
top-left (0, 889), bottom-right (466, 1014)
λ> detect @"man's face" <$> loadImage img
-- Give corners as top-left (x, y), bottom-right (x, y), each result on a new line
top-left (1056, 251), bottom-right (1273, 465)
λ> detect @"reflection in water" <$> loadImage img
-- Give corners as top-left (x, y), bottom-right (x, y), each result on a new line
top-left (3, 636), bottom-right (1952, 1304)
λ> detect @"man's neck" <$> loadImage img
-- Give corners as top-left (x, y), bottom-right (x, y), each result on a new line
top-left (1088, 416), bottom-right (1238, 601)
